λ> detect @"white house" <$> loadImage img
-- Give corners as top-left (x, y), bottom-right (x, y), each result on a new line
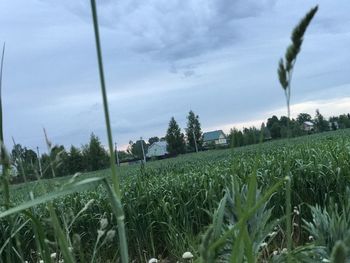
top-left (146, 141), bottom-right (168, 158)
top-left (303, 121), bottom-right (315, 132)
top-left (203, 130), bottom-right (227, 146)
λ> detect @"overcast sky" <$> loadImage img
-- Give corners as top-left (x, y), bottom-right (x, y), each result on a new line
top-left (1, 0), bottom-right (350, 151)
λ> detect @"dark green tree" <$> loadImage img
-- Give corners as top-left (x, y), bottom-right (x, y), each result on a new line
top-left (50, 145), bottom-right (69, 177)
top-left (230, 128), bottom-right (244, 148)
top-left (185, 110), bottom-right (203, 151)
top-left (297, 113), bottom-right (312, 124)
top-left (117, 151), bottom-right (133, 162)
top-left (338, 114), bottom-right (350, 129)
top-left (11, 144), bottom-right (37, 178)
top-left (148, 136), bottom-right (159, 145)
top-left (270, 122), bottom-right (281, 139)
top-left (315, 109), bottom-right (329, 132)
top-left (82, 133), bottom-right (109, 171)
top-left (67, 146), bottom-right (85, 174)
top-left (260, 123), bottom-right (271, 142)
top-left (166, 117), bottom-right (185, 155)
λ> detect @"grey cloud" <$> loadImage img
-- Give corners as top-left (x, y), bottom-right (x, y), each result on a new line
top-left (2, 0), bottom-right (350, 151)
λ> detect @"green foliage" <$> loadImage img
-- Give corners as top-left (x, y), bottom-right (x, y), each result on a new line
top-left (127, 139), bottom-right (148, 160)
top-left (82, 133), bottom-right (109, 172)
top-left (166, 117), bottom-right (185, 155)
top-left (315, 109), bottom-right (329, 132)
top-left (2, 130), bottom-right (349, 261)
top-left (148, 136), bottom-right (160, 145)
top-left (304, 189), bottom-right (350, 255)
top-left (198, 174), bottom-right (280, 263)
top-left (186, 110), bottom-right (203, 151)
top-left (338, 114), bottom-right (350, 129)
top-left (330, 241), bottom-right (347, 263)
top-left (230, 128), bottom-right (244, 147)
top-left (66, 146), bottom-right (84, 174)
top-left (11, 143), bottom-right (38, 178)
top-left (297, 113), bottom-right (312, 125)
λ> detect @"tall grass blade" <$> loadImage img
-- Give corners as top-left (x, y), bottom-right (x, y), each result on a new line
top-left (0, 42), bottom-right (5, 142)
top-left (90, 0), bottom-right (128, 262)
top-left (0, 176), bottom-right (106, 218)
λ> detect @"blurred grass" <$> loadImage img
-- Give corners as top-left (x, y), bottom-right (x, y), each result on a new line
top-left (3, 129), bottom-right (350, 261)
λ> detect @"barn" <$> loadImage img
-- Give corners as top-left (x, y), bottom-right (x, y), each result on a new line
top-left (146, 141), bottom-right (168, 158)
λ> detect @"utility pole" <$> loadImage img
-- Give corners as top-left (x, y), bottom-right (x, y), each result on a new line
top-left (192, 130), bottom-right (198, 153)
top-left (115, 142), bottom-right (120, 166)
top-left (36, 146), bottom-right (43, 177)
top-left (140, 137), bottom-right (146, 163)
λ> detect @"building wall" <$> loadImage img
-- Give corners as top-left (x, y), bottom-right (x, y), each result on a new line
top-left (147, 144), bottom-right (167, 157)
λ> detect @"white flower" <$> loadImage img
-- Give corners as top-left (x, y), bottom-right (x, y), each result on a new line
top-left (321, 259), bottom-right (330, 262)
top-left (100, 218), bottom-right (108, 230)
top-left (182, 251), bottom-right (194, 259)
top-left (308, 235), bottom-right (314, 241)
top-left (260, 242), bottom-right (268, 248)
top-left (267, 231), bottom-right (277, 237)
top-left (106, 230), bottom-right (116, 242)
top-left (50, 252), bottom-right (57, 259)
top-left (272, 250), bottom-right (278, 256)
top-left (97, 230), bottom-right (105, 239)
top-left (293, 206), bottom-right (300, 215)
top-left (148, 258), bottom-right (158, 263)
top-left (282, 248), bottom-right (287, 254)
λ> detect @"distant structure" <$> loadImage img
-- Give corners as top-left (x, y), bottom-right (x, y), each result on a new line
top-left (147, 141), bottom-right (168, 158)
top-left (203, 130), bottom-right (227, 147)
top-left (329, 121), bottom-right (339, 130)
top-left (303, 121), bottom-right (315, 132)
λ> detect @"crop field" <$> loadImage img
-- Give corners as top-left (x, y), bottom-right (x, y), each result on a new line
top-left (1, 2), bottom-right (350, 263)
top-left (1, 129), bottom-right (350, 262)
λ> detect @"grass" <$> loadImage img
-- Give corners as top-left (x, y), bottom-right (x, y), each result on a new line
top-left (2, 129), bottom-right (350, 261)
top-left (1, 3), bottom-right (349, 262)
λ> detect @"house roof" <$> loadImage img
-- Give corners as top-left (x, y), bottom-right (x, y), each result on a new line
top-left (203, 130), bottom-right (225, 141)
top-left (304, 121), bottom-right (314, 126)
top-left (149, 141), bottom-right (167, 149)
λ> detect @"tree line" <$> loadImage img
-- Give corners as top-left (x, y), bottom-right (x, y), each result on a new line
top-left (230, 110), bottom-right (350, 147)
top-left (9, 110), bottom-right (350, 183)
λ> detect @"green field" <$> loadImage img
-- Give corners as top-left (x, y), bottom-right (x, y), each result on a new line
top-left (2, 129), bottom-right (350, 262)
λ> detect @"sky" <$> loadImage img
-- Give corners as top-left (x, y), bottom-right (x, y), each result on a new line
top-left (1, 0), bottom-right (350, 151)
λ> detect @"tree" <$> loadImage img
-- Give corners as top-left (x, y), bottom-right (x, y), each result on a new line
top-left (297, 113), bottom-right (312, 124)
top-left (267, 116), bottom-right (281, 139)
top-left (338, 114), bottom-right (350, 129)
top-left (82, 133), bottom-right (109, 172)
top-left (11, 144), bottom-right (38, 179)
top-left (267, 116), bottom-right (279, 130)
top-left (50, 145), bottom-right (69, 177)
top-left (229, 128), bottom-right (244, 148)
top-left (270, 122), bottom-right (281, 139)
top-left (185, 110), bottom-right (203, 152)
top-left (67, 146), bottom-right (85, 174)
top-left (127, 140), bottom-right (148, 160)
top-left (117, 151), bottom-right (133, 162)
top-left (290, 119), bottom-right (305, 137)
top-left (260, 123), bottom-right (271, 142)
top-left (148, 136), bottom-right (159, 145)
top-left (166, 117), bottom-right (185, 155)
top-left (315, 109), bottom-right (329, 132)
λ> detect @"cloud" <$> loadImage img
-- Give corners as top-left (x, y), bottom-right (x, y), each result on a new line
top-left (1, 0), bottom-right (350, 152)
